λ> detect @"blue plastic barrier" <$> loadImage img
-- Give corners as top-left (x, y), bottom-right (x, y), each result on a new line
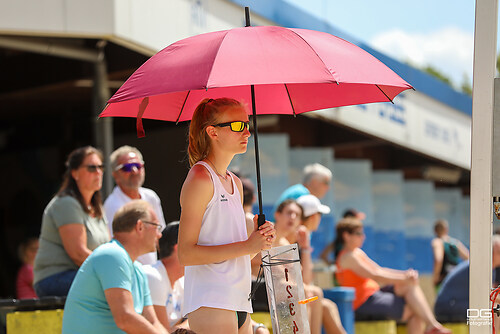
top-left (323, 287), bottom-right (355, 334)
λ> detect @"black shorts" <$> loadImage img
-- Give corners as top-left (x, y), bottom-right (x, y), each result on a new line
top-left (355, 286), bottom-right (405, 321)
top-left (237, 311), bottom-right (247, 329)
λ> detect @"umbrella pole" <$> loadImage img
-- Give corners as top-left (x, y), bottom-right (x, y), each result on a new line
top-left (251, 84), bottom-right (266, 227)
top-left (245, 8), bottom-right (266, 227)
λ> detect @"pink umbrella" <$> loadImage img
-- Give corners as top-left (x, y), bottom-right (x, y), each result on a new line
top-left (100, 10), bottom-right (413, 224)
top-left (102, 28), bottom-right (412, 122)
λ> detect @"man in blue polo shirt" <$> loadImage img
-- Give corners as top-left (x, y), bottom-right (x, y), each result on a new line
top-left (62, 200), bottom-right (167, 334)
top-left (274, 163), bottom-right (332, 211)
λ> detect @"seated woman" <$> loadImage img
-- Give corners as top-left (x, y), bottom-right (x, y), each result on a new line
top-left (334, 217), bottom-right (450, 334)
top-left (33, 146), bottom-right (110, 297)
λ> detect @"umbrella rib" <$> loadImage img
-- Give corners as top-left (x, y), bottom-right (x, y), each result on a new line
top-left (376, 84), bottom-right (394, 104)
top-left (288, 29), bottom-right (339, 84)
top-left (284, 84), bottom-right (296, 117)
top-left (205, 30), bottom-right (231, 89)
top-left (176, 91), bottom-right (191, 124)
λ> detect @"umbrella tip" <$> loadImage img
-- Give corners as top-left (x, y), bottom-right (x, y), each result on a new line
top-left (245, 7), bottom-right (251, 27)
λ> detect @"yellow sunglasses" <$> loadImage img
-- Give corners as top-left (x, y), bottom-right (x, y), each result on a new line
top-left (214, 121), bottom-right (250, 132)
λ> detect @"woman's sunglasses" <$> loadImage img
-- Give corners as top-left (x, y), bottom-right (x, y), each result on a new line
top-left (83, 164), bottom-right (105, 173)
top-left (115, 162), bottom-right (144, 172)
top-left (214, 121), bottom-right (250, 132)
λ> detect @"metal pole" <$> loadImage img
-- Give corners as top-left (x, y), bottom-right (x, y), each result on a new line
top-left (470, 0), bottom-right (497, 332)
top-left (251, 84), bottom-right (266, 227)
top-left (92, 40), bottom-right (113, 198)
top-left (245, 7), bottom-right (266, 227)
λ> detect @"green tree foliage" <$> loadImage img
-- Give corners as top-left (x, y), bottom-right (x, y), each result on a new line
top-left (422, 65), bottom-right (472, 96)
top-left (460, 74), bottom-right (472, 96)
top-left (497, 53), bottom-right (500, 75)
top-left (422, 65), bottom-right (453, 86)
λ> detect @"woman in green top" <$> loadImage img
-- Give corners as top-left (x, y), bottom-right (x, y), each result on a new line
top-left (34, 146), bottom-right (110, 297)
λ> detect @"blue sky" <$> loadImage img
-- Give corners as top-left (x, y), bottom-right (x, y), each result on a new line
top-left (284, 0), bottom-right (481, 88)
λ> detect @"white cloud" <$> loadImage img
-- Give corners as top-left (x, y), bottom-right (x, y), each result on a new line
top-left (370, 27), bottom-right (473, 87)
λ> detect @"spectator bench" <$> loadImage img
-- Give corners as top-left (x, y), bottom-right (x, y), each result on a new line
top-left (7, 309), bottom-right (63, 334)
top-left (0, 297), bottom-right (66, 334)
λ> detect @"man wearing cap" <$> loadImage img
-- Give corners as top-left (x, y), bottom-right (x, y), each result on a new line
top-left (297, 194), bottom-right (331, 232)
top-left (104, 145), bottom-right (166, 265)
top-left (275, 163), bottom-right (332, 209)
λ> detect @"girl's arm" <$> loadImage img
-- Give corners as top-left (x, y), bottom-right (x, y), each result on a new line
top-left (341, 248), bottom-right (412, 286)
top-left (178, 166), bottom-right (274, 266)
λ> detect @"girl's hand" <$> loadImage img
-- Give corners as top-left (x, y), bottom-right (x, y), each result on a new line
top-left (253, 215), bottom-right (276, 239)
top-left (296, 225), bottom-right (310, 249)
top-left (246, 229), bottom-right (272, 253)
top-left (246, 216), bottom-right (276, 253)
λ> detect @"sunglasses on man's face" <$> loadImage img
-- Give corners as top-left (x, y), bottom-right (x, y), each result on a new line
top-left (83, 164), bottom-right (105, 173)
top-left (213, 121), bottom-right (250, 132)
top-left (115, 162), bottom-right (144, 172)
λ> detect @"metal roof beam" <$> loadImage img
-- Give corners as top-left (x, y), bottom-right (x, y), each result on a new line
top-left (0, 36), bottom-right (100, 62)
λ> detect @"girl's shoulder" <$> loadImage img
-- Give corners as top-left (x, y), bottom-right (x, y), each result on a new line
top-left (180, 164), bottom-right (214, 204)
top-left (186, 163), bottom-right (213, 183)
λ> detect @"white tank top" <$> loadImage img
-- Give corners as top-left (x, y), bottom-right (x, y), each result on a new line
top-left (182, 161), bottom-right (252, 316)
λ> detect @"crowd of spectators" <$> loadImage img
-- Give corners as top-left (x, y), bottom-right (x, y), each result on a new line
top-left (11, 134), bottom-right (478, 334)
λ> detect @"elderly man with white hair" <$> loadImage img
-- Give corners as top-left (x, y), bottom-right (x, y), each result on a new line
top-left (275, 163), bottom-right (332, 210)
top-left (104, 145), bottom-right (166, 265)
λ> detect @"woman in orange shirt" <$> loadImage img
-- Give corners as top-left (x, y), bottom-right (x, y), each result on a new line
top-left (334, 218), bottom-right (450, 334)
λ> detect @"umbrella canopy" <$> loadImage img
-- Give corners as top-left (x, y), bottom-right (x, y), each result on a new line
top-left (100, 22), bottom-right (413, 224)
top-left (101, 25), bottom-right (413, 122)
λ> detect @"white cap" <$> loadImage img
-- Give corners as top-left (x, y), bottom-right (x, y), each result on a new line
top-left (297, 194), bottom-right (331, 218)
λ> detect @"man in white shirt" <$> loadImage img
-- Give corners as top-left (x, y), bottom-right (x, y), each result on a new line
top-left (143, 222), bottom-right (186, 332)
top-left (104, 145), bottom-right (166, 265)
